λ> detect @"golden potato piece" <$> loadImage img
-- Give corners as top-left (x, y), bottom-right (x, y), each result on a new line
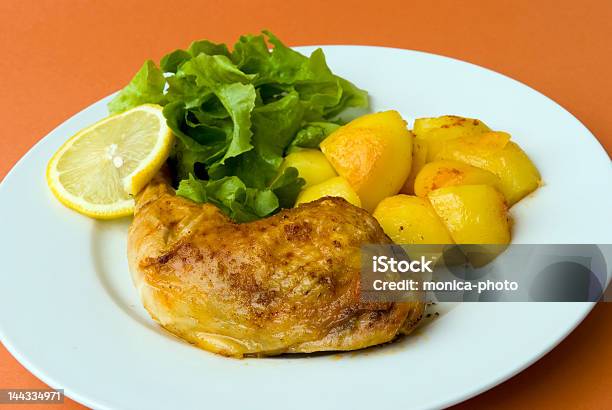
top-left (435, 132), bottom-right (541, 205)
top-left (428, 185), bottom-right (511, 244)
top-left (320, 111), bottom-right (412, 212)
top-left (400, 135), bottom-right (428, 195)
top-left (414, 115), bottom-right (491, 162)
top-left (295, 176), bottom-right (361, 208)
top-left (279, 149), bottom-right (337, 188)
top-left (344, 110), bottom-right (407, 134)
top-left (373, 195), bottom-right (453, 245)
top-left (414, 160), bottom-right (503, 198)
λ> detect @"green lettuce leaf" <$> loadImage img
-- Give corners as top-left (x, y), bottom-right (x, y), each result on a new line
top-left (163, 102), bottom-right (226, 181)
top-left (251, 89), bottom-right (305, 169)
top-left (180, 54), bottom-right (254, 86)
top-left (160, 50), bottom-right (191, 73)
top-left (161, 39), bottom-right (231, 73)
top-left (215, 82), bottom-right (256, 163)
top-left (288, 122), bottom-right (341, 152)
top-left (111, 31), bottom-right (368, 222)
top-left (189, 40), bottom-right (231, 59)
top-left (174, 174), bottom-right (208, 203)
top-left (108, 60), bottom-right (167, 114)
top-left (324, 76), bottom-right (369, 119)
top-left (269, 166), bottom-right (305, 209)
top-left (176, 174), bottom-right (282, 223)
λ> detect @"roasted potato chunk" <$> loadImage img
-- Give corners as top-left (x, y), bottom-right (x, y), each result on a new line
top-left (435, 132), bottom-right (541, 205)
top-left (413, 115), bottom-right (491, 161)
top-left (373, 195), bottom-right (453, 245)
top-left (320, 110), bottom-right (412, 211)
top-left (279, 149), bottom-right (337, 188)
top-left (295, 176), bottom-right (361, 208)
top-left (428, 185), bottom-right (511, 244)
top-left (414, 160), bottom-right (503, 199)
top-left (400, 135), bottom-right (428, 195)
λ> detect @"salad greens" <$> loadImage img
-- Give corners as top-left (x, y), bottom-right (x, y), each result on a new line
top-left (109, 31), bottom-right (368, 222)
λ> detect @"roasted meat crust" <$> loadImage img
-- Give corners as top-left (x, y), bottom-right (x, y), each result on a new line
top-left (128, 173), bottom-right (425, 357)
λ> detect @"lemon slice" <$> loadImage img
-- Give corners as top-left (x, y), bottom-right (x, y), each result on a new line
top-left (46, 104), bottom-right (174, 219)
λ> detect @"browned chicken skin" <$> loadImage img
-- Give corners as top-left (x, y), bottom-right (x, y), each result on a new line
top-left (127, 173), bottom-right (425, 357)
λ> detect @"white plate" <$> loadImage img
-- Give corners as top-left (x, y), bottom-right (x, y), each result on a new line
top-left (1, 46), bottom-right (611, 410)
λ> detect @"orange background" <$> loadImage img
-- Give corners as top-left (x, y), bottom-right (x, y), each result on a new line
top-left (1, 0), bottom-right (611, 409)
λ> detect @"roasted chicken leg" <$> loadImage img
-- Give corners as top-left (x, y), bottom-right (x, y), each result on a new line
top-left (127, 173), bottom-right (424, 357)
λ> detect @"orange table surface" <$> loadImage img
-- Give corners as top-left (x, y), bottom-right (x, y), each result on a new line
top-left (1, 1), bottom-right (611, 409)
